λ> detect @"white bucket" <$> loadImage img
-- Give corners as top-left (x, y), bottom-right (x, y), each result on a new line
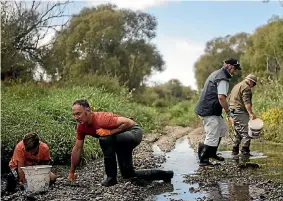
top-left (248, 118), bottom-right (264, 139)
top-left (21, 165), bottom-right (52, 193)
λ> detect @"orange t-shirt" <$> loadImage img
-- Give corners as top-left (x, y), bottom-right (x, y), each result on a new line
top-left (9, 141), bottom-right (50, 169)
top-left (76, 112), bottom-right (119, 140)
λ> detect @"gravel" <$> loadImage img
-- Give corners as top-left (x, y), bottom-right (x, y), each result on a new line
top-left (184, 160), bottom-right (283, 201)
top-left (1, 141), bottom-right (166, 201)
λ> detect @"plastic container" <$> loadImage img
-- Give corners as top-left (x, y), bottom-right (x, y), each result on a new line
top-left (248, 118), bottom-right (264, 139)
top-left (21, 165), bottom-right (52, 193)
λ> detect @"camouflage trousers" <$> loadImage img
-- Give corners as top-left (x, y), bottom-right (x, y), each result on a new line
top-left (232, 110), bottom-right (251, 148)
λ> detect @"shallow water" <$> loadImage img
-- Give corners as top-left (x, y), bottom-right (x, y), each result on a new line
top-left (149, 135), bottom-right (270, 201)
top-left (150, 136), bottom-right (204, 200)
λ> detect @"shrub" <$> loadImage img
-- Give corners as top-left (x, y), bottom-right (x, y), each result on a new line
top-left (261, 108), bottom-right (283, 142)
top-left (251, 78), bottom-right (283, 142)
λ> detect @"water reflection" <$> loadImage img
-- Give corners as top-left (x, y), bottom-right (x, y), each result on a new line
top-left (204, 182), bottom-right (251, 201)
top-left (151, 136), bottom-right (204, 201)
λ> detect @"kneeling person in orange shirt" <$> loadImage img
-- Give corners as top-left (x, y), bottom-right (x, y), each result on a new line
top-left (6, 133), bottom-right (56, 192)
top-left (68, 99), bottom-right (174, 187)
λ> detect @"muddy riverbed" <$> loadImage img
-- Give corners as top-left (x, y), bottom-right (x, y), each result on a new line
top-left (1, 126), bottom-right (283, 201)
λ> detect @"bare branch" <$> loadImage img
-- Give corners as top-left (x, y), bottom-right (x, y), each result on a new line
top-left (15, 1), bottom-right (71, 44)
top-left (1, 0), bottom-right (72, 80)
top-left (31, 0), bottom-right (35, 11)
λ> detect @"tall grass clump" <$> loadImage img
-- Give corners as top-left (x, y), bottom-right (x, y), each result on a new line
top-left (252, 78), bottom-right (283, 142)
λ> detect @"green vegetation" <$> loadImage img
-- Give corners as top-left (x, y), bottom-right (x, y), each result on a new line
top-left (1, 82), bottom-right (198, 172)
top-left (251, 141), bottom-right (283, 182)
top-left (194, 16), bottom-right (283, 143)
top-left (194, 14), bottom-right (283, 182)
top-left (253, 79), bottom-right (283, 142)
top-left (1, 1), bottom-right (283, 181)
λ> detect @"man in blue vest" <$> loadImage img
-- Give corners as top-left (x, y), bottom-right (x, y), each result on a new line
top-left (195, 58), bottom-right (242, 167)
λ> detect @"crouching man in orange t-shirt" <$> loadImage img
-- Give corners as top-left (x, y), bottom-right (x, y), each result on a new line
top-left (68, 99), bottom-right (174, 187)
top-left (6, 133), bottom-right (56, 192)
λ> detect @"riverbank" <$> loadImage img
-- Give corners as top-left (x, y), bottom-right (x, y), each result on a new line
top-left (1, 126), bottom-right (283, 201)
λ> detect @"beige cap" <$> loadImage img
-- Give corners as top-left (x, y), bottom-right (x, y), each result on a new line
top-left (246, 74), bottom-right (257, 84)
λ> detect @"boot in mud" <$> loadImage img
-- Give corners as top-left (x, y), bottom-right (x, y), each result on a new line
top-left (116, 148), bottom-right (135, 179)
top-left (210, 144), bottom-right (224, 161)
top-left (99, 136), bottom-right (118, 187)
top-left (232, 145), bottom-right (239, 156)
top-left (101, 177), bottom-right (117, 187)
top-left (134, 169), bottom-right (174, 182)
top-left (241, 146), bottom-right (253, 157)
top-left (101, 158), bottom-right (118, 187)
top-left (199, 145), bottom-right (215, 167)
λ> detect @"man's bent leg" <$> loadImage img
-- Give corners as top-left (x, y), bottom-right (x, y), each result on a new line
top-left (116, 126), bottom-right (143, 179)
top-left (99, 136), bottom-right (118, 187)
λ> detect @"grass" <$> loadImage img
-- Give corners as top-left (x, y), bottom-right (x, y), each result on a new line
top-left (250, 141), bottom-right (283, 182)
top-left (252, 78), bottom-right (283, 142)
top-left (155, 100), bottom-right (202, 128)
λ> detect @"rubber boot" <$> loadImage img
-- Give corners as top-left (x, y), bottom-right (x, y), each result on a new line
top-left (99, 136), bottom-right (118, 187)
top-left (232, 145), bottom-right (239, 156)
top-left (241, 146), bottom-right (252, 157)
top-left (101, 157), bottom-right (118, 187)
top-left (197, 143), bottom-right (205, 160)
top-left (210, 147), bottom-right (224, 161)
top-left (134, 169), bottom-right (174, 182)
top-left (199, 145), bottom-right (215, 167)
top-left (210, 138), bottom-right (224, 161)
top-left (117, 149), bottom-right (135, 179)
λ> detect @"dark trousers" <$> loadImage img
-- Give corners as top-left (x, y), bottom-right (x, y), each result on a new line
top-left (99, 124), bottom-right (143, 179)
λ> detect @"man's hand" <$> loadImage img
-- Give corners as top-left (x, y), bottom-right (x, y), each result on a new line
top-left (96, 128), bottom-right (112, 136)
top-left (250, 113), bottom-right (257, 120)
top-left (68, 172), bottom-right (77, 181)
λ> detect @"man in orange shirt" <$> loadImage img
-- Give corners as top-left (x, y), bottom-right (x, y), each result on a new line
top-left (68, 99), bottom-right (174, 187)
top-left (6, 133), bottom-right (56, 192)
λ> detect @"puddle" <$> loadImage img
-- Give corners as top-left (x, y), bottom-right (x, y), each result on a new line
top-left (149, 135), bottom-right (269, 201)
top-left (205, 182), bottom-right (265, 201)
top-left (149, 136), bottom-right (204, 200)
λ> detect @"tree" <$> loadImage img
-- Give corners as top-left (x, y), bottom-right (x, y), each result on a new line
top-left (241, 17), bottom-right (283, 80)
top-left (194, 33), bottom-right (250, 89)
top-left (1, 0), bottom-right (71, 81)
top-left (48, 4), bottom-right (164, 91)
